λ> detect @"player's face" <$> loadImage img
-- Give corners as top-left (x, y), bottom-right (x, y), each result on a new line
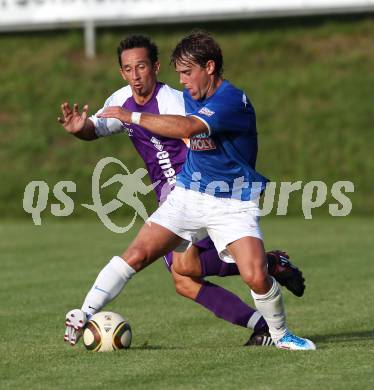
top-left (120, 48), bottom-right (160, 102)
top-left (175, 60), bottom-right (214, 100)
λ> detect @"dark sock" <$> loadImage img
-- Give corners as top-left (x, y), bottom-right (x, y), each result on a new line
top-left (200, 248), bottom-right (274, 278)
top-left (195, 281), bottom-right (268, 331)
top-left (199, 248), bottom-right (240, 277)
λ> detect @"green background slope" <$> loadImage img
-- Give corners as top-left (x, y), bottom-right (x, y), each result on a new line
top-left (0, 15), bottom-right (373, 218)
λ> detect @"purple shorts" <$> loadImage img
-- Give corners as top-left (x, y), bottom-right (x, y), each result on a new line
top-left (163, 236), bottom-right (214, 272)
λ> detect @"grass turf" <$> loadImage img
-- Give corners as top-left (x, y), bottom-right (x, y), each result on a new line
top-left (0, 217), bottom-right (373, 389)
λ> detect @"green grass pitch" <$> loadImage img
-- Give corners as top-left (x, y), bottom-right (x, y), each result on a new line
top-left (1, 217), bottom-right (373, 389)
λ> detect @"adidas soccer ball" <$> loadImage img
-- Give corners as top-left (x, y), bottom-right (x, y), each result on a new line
top-left (83, 311), bottom-right (132, 352)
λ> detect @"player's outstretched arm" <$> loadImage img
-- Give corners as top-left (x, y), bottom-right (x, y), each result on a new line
top-left (58, 102), bottom-right (97, 141)
top-left (97, 106), bottom-right (207, 139)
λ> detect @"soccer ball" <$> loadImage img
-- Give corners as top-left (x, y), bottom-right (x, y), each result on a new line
top-left (83, 311), bottom-right (132, 352)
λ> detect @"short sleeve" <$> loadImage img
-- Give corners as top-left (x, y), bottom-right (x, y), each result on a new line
top-left (156, 85), bottom-right (185, 116)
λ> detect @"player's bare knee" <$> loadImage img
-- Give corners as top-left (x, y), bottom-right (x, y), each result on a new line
top-left (250, 274), bottom-right (269, 292)
top-left (173, 259), bottom-right (188, 276)
top-left (239, 269), bottom-right (254, 286)
top-left (172, 248), bottom-right (202, 277)
top-left (240, 268), bottom-right (268, 290)
top-left (122, 245), bottom-right (150, 271)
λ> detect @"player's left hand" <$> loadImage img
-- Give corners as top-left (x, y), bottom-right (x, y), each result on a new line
top-left (64, 309), bottom-right (87, 346)
top-left (97, 106), bottom-right (130, 123)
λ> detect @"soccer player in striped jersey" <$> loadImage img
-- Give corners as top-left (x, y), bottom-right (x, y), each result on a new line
top-left (60, 34), bottom-right (305, 348)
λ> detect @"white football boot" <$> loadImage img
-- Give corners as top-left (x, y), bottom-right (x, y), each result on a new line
top-left (276, 331), bottom-right (316, 350)
top-left (64, 309), bottom-right (88, 346)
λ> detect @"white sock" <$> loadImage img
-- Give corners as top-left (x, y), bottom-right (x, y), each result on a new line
top-left (81, 256), bottom-right (136, 317)
top-left (251, 277), bottom-right (287, 342)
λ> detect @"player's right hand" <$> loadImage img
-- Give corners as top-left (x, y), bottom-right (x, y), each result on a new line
top-left (64, 309), bottom-right (87, 346)
top-left (58, 102), bottom-right (88, 134)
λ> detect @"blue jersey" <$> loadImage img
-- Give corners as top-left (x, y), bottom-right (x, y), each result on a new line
top-left (176, 80), bottom-right (268, 201)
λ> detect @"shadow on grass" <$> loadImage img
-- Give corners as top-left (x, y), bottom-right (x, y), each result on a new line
top-left (310, 330), bottom-right (374, 344)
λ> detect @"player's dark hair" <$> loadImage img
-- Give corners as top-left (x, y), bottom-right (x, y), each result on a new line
top-left (117, 35), bottom-right (158, 67)
top-left (170, 30), bottom-right (223, 77)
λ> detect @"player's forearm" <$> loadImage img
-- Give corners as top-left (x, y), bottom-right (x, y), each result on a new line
top-left (97, 107), bottom-right (206, 139)
top-left (73, 119), bottom-right (98, 141)
top-left (138, 113), bottom-right (202, 139)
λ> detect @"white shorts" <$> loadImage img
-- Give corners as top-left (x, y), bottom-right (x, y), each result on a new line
top-left (147, 186), bottom-right (263, 263)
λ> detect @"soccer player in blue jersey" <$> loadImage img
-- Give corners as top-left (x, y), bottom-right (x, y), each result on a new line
top-left (62, 34), bottom-right (313, 350)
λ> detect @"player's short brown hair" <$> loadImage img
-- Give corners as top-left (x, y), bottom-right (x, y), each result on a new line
top-left (170, 30), bottom-right (223, 77)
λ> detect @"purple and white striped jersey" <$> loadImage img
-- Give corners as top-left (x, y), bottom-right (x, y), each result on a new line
top-left (90, 82), bottom-right (188, 202)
